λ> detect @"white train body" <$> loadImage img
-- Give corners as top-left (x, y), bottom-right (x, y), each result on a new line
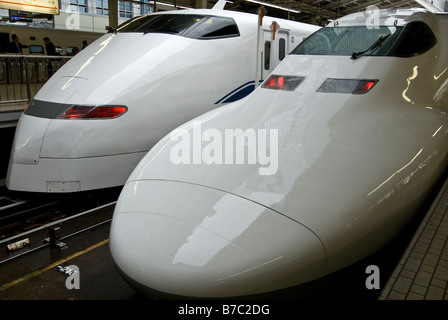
top-left (6, 8), bottom-right (318, 192)
top-left (109, 9), bottom-right (448, 298)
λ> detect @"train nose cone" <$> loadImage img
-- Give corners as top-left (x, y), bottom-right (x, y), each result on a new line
top-left (110, 180), bottom-right (326, 298)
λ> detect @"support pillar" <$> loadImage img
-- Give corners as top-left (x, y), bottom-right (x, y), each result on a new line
top-left (195, 0), bottom-right (207, 9)
top-left (108, 0), bottom-right (119, 30)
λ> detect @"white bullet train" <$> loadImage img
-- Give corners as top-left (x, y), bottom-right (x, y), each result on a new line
top-left (5, 4), bottom-right (319, 193)
top-left (109, 8), bottom-right (448, 298)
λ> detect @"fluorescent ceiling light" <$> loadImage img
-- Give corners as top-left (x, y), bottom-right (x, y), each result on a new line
top-left (246, 0), bottom-right (301, 14)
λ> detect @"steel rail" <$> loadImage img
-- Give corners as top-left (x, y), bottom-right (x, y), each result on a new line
top-left (0, 201), bottom-right (116, 264)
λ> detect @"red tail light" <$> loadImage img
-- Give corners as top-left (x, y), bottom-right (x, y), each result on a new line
top-left (318, 79), bottom-right (378, 94)
top-left (262, 75), bottom-right (304, 91)
top-left (58, 105), bottom-right (127, 119)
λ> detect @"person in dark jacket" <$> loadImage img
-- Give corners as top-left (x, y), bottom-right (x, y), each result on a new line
top-left (9, 34), bottom-right (28, 53)
top-left (43, 37), bottom-right (57, 56)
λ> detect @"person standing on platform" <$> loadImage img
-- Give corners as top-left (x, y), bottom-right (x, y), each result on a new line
top-left (43, 37), bottom-right (57, 56)
top-left (9, 34), bottom-right (28, 54)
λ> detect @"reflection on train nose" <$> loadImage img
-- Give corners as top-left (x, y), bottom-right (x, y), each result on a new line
top-left (109, 180), bottom-right (327, 298)
top-left (111, 211), bottom-right (269, 297)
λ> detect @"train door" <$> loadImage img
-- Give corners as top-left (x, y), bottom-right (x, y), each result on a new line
top-left (260, 29), bottom-right (289, 81)
top-left (261, 30), bottom-right (272, 81)
top-left (277, 31), bottom-right (289, 63)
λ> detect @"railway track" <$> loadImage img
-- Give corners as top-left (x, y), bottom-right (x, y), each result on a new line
top-left (0, 182), bottom-right (121, 264)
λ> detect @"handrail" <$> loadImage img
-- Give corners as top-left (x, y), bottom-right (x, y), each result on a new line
top-left (0, 54), bottom-right (72, 108)
top-left (0, 54), bottom-right (71, 59)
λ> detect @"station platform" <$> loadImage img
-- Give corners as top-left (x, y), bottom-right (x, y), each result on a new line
top-left (0, 217), bottom-right (137, 300)
top-left (379, 177), bottom-right (448, 300)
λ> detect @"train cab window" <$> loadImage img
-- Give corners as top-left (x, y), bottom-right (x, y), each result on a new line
top-left (279, 38), bottom-right (286, 60)
top-left (390, 21), bottom-right (437, 57)
top-left (292, 21), bottom-right (436, 58)
top-left (116, 14), bottom-right (205, 34)
top-left (182, 16), bottom-right (240, 39)
top-left (292, 26), bottom-right (403, 56)
top-left (115, 14), bottom-right (239, 39)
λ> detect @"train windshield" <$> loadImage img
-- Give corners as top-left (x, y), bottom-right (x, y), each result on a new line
top-left (292, 26), bottom-right (403, 56)
top-left (115, 14), bottom-right (239, 39)
top-left (293, 21), bottom-right (437, 57)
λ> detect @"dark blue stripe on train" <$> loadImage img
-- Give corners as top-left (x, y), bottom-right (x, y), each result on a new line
top-left (215, 80), bottom-right (263, 105)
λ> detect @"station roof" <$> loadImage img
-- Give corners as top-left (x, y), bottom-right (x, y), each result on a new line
top-left (161, 0), bottom-right (425, 25)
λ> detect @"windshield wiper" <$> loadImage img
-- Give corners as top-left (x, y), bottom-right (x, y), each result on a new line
top-left (351, 34), bottom-right (391, 60)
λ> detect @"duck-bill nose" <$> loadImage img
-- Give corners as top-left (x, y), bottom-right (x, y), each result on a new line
top-left (110, 180), bottom-right (326, 298)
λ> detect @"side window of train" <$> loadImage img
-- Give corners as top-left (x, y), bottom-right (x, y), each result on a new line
top-left (391, 21), bottom-right (437, 57)
top-left (264, 41), bottom-right (271, 70)
top-left (279, 38), bottom-right (286, 61)
top-left (184, 17), bottom-right (240, 39)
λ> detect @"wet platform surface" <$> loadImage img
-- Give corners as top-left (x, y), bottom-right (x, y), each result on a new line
top-left (0, 219), bottom-right (136, 300)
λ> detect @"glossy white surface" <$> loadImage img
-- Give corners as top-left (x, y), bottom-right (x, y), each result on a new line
top-left (6, 9), bottom-right (319, 192)
top-left (10, 114), bottom-right (51, 165)
top-left (110, 10), bottom-right (448, 297)
top-left (110, 180), bottom-right (326, 297)
top-left (7, 152), bottom-right (146, 192)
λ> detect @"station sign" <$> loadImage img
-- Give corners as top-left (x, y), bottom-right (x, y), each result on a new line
top-left (0, 0), bottom-right (59, 15)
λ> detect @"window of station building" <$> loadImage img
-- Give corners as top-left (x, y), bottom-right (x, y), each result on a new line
top-left (29, 45), bottom-right (44, 54)
top-left (119, 1), bottom-right (133, 19)
top-left (96, 0), bottom-right (109, 15)
top-left (70, 0), bottom-right (88, 13)
top-left (140, 0), bottom-right (153, 15)
top-left (95, 0), bottom-right (151, 17)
